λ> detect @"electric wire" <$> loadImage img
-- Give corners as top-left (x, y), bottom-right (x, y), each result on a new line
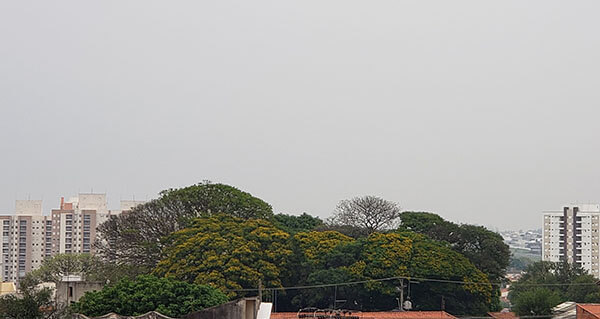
top-left (227, 274), bottom-right (600, 292)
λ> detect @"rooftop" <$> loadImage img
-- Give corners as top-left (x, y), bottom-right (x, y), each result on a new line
top-left (577, 304), bottom-right (600, 319)
top-left (488, 312), bottom-right (518, 319)
top-left (271, 311), bottom-right (456, 319)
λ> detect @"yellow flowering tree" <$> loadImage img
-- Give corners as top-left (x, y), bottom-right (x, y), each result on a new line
top-left (153, 214), bottom-right (292, 297)
top-left (290, 231), bottom-right (494, 314)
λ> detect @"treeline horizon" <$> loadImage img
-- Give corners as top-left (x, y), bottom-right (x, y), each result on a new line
top-left (80, 181), bottom-right (507, 315)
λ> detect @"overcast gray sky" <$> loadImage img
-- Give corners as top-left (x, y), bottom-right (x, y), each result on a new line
top-left (1, 1), bottom-right (599, 230)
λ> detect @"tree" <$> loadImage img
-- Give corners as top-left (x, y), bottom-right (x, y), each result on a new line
top-left (96, 182), bottom-right (273, 268)
top-left (509, 261), bottom-right (600, 314)
top-left (329, 196), bottom-right (401, 235)
top-left (273, 213), bottom-right (323, 234)
top-left (399, 212), bottom-right (510, 282)
top-left (293, 231), bottom-right (354, 267)
top-left (153, 214), bottom-right (292, 297)
top-left (0, 284), bottom-right (57, 319)
top-left (24, 254), bottom-right (141, 288)
top-left (350, 232), bottom-right (493, 313)
top-left (399, 212), bottom-right (509, 311)
top-left (509, 256), bottom-right (536, 273)
top-left (71, 275), bottom-right (227, 317)
top-left (286, 231), bottom-right (494, 314)
top-left (511, 288), bottom-right (561, 317)
top-left (157, 181), bottom-right (273, 220)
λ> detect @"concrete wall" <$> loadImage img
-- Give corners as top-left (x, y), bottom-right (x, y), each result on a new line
top-left (56, 281), bottom-right (104, 305)
top-left (15, 200), bottom-right (42, 216)
top-left (183, 298), bottom-right (258, 319)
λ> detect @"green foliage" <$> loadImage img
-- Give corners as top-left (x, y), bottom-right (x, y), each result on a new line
top-left (0, 286), bottom-right (54, 319)
top-left (273, 213), bottom-right (323, 234)
top-left (509, 261), bottom-right (600, 316)
top-left (399, 212), bottom-right (509, 312)
top-left (511, 288), bottom-right (561, 317)
top-left (154, 214), bottom-right (292, 297)
top-left (24, 253), bottom-right (140, 286)
top-left (399, 212), bottom-right (510, 282)
top-left (72, 275), bottom-right (227, 317)
top-left (286, 231), bottom-right (494, 314)
top-left (96, 181), bottom-right (273, 268)
top-left (291, 268), bottom-right (360, 309)
top-left (293, 231), bottom-right (354, 266)
top-left (158, 181), bottom-right (273, 220)
top-left (509, 255), bottom-right (536, 272)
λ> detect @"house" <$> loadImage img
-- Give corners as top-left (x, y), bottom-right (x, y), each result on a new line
top-left (56, 275), bottom-right (104, 305)
top-left (554, 302), bottom-right (577, 319)
top-left (0, 282), bottom-right (16, 296)
top-left (488, 312), bottom-right (518, 319)
top-left (576, 304), bottom-right (600, 319)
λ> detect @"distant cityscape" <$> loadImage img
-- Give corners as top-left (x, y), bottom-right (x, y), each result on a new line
top-left (500, 228), bottom-right (542, 255)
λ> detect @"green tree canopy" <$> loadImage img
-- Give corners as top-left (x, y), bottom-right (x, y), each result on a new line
top-left (287, 231), bottom-right (494, 314)
top-left (158, 181), bottom-right (273, 220)
top-left (96, 181), bottom-right (273, 268)
top-left (153, 214), bottom-right (292, 297)
top-left (273, 213), bottom-right (323, 234)
top-left (0, 286), bottom-right (55, 319)
top-left (511, 288), bottom-right (561, 318)
top-left (399, 212), bottom-right (510, 283)
top-left (293, 231), bottom-right (354, 266)
top-left (72, 275), bottom-right (227, 317)
top-left (509, 261), bottom-right (600, 316)
top-left (23, 253), bottom-right (140, 286)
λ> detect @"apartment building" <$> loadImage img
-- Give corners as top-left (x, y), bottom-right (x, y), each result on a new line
top-left (542, 204), bottom-right (600, 278)
top-left (0, 200), bottom-right (52, 281)
top-left (0, 195), bottom-right (144, 282)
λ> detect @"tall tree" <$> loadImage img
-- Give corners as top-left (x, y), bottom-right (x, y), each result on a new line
top-left (329, 196), bottom-right (401, 235)
top-left (287, 231), bottom-right (494, 314)
top-left (96, 182), bottom-right (273, 268)
top-left (153, 214), bottom-right (292, 297)
top-left (399, 212), bottom-right (510, 283)
top-left (273, 213), bottom-right (323, 234)
top-left (72, 275), bottom-right (227, 317)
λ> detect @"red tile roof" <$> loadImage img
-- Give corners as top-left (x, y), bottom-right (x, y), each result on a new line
top-left (577, 304), bottom-right (600, 319)
top-left (488, 312), bottom-right (518, 319)
top-left (271, 311), bottom-right (456, 319)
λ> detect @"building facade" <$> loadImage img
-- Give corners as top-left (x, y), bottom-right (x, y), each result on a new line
top-left (542, 204), bottom-right (600, 278)
top-left (0, 200), bottom-right (51, 281)
top-left (0, 195), bottom-right (144, 282)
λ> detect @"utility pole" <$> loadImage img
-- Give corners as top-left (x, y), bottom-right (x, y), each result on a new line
top-left (399, 279), bottom-right (404, 311)
top-left (258, 280), bottom-right (263, 302)
top-left (441, 296), bottom-right (445, 311)
top-left (334, 285), bottom-right (337, 309)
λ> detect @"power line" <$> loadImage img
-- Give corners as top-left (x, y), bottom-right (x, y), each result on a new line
top-left (227, 275), bottom-right (600, 292)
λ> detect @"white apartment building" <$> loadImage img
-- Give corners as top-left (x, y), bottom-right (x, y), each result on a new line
top-left (0, 200), bottom-right (52, 281)
top-left (542, 204), bottom-right (600, 278)
top-left (0, 195), bottom-right (145, 282)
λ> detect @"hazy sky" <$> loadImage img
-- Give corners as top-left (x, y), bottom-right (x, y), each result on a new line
top-left (1, 1), bottom-right (600, 229)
